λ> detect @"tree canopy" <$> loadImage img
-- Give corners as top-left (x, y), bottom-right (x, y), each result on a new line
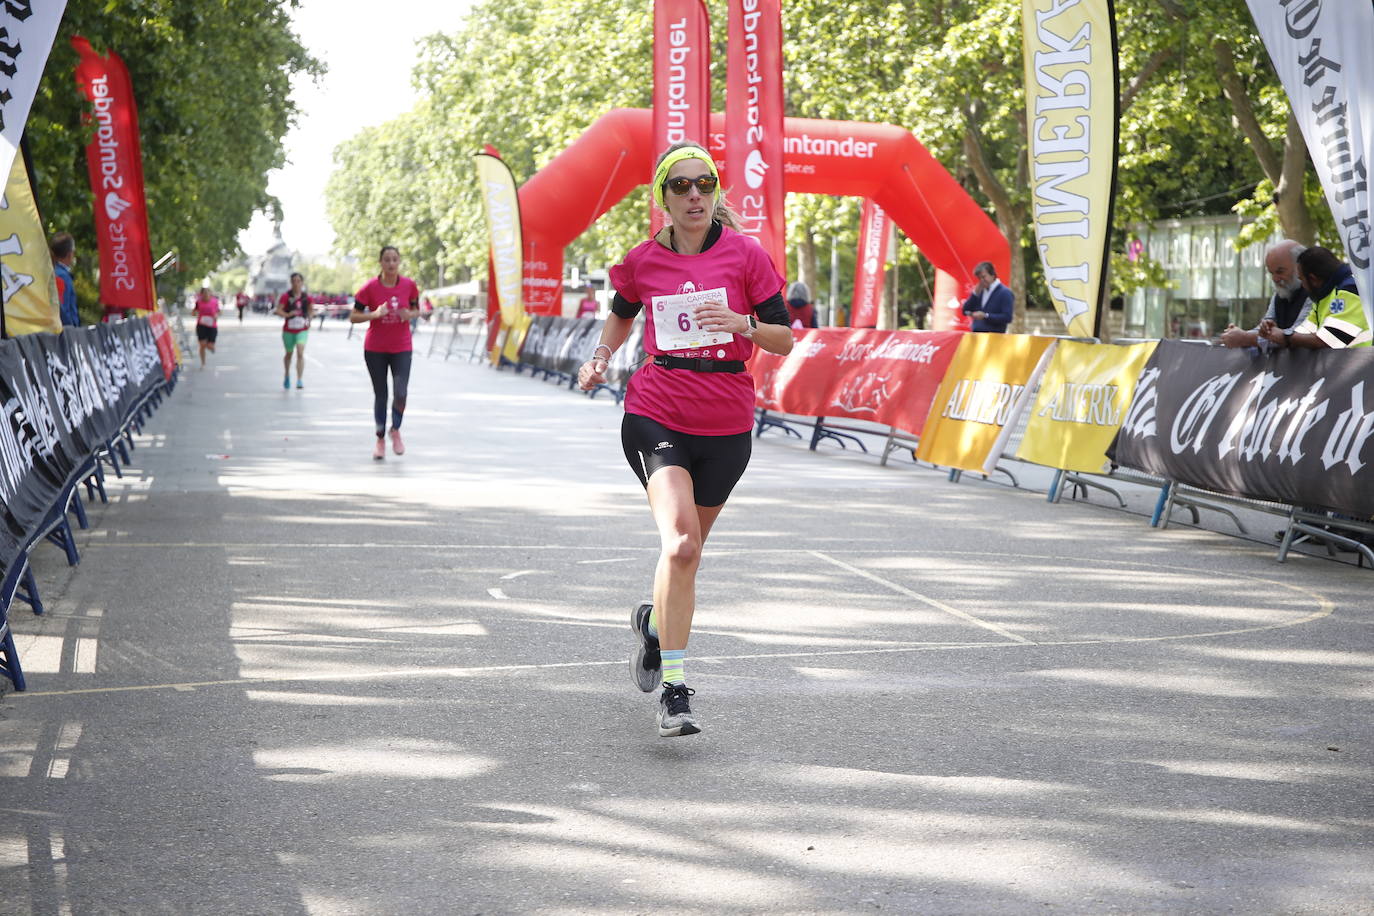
top-left (26, 1), bottom-right (321, 316)
top-left (325, 0), bottom-right (1339, 317)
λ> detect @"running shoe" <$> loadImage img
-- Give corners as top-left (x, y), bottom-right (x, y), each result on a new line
top-left (296, 380), bottom-right (304, 389)
top-left (283, 375), bottom-right (290, 390)
top-left (657, 683), bottom-right (700, 737)
top-left (629, 602), bottom-right (660, 692)
top-left (389, 428), bottom-right (405, 455)
top-left (372, 438), bottom-right (385, 460)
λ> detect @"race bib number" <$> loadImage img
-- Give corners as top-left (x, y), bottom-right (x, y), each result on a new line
top-left (197, 314), bottom-right (216, 327)
top-left (650, 287), bottom-right (732, 352)
top-left (286, 316), bottom-right (308, 331)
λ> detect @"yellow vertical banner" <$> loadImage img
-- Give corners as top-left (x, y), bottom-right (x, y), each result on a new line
top-left (473, 152), bottom-right (524, 328)
top-left (1022, 0), bottom-right (1118, 339)
top-left (916, 333), bottom-right (1056, 474)
top-left (0, 153), bottom-right (62, 336)
top-left (1015, 339), bottom-right (1157, 473)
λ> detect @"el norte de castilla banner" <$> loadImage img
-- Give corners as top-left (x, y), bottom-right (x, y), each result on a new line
top-left (1108, 341), bottom-right (1374, 518)
top-left (1022, 0), bottom-right (1118, 339)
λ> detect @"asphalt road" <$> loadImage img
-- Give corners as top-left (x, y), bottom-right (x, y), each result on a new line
top-left (2, 314), bottom-right (1371, 915)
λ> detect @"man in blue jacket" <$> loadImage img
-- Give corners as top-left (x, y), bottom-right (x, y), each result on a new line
top-left (50, 232), bottom-right (80, 327)
top-left (961, 261), bottom-right (1013, 333)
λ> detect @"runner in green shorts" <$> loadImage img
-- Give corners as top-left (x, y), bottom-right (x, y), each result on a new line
top-left (276, 272), bottom-right (314, 389)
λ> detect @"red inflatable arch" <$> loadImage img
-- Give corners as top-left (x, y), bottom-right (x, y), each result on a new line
top-left (516, 107), bottom-right (1007, 317)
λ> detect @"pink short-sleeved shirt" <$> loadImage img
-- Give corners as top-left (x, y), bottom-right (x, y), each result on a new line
top-left (193, 298), bottom-right (220, 327)
top-left (609, 227), bottom-right (784, 435)
top-left (353, 275), bottom-right (420, 353)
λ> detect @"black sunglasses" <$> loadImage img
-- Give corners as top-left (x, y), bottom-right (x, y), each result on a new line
top-left (663, 175), bottom-right (718, 196)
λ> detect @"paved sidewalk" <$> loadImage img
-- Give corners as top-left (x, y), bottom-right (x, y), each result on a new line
top-left (2, 316), bottom-right (1371, 914)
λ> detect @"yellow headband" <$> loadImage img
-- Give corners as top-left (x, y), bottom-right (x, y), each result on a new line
top-left (652, 147), bottom-right (719, 210)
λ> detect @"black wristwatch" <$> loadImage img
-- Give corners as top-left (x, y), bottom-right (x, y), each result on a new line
top-left (743, 314), bottom-right (758, 338)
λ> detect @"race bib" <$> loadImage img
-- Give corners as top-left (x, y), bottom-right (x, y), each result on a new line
top-left (650, 287), bottom-right (733, 352)
top-left (286, 316), bottom-right (308, 331)
top-left (197, 314), bottom-right (216, 327)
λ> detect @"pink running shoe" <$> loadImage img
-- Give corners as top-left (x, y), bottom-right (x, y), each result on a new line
top-left (372, 437), bottom-right (385, 460)
top-left (389, 428), bottom-right (405, 455)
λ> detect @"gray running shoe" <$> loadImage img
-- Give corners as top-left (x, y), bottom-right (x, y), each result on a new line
top-left (657, 683), bottom-right (701, 737)
top-left (629, 602), bottom-right (660, 692)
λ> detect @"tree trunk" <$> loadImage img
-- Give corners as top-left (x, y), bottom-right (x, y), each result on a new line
top-left (1277, 111), bottom-right (1317, 245)
top-left (797, 228), bottom-right (818, 301)
top-left (1213, 38), bottom-right (1318, 245)
top-left (962, 119), bottom-right (1028, 333)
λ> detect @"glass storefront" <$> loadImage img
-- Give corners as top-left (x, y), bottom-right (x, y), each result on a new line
top-left (1125, 216), bottom-right (1278, 340)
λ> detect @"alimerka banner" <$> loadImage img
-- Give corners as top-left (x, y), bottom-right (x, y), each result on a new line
top-left (72, 37), bottom-right (156, 313)
top-left (1016, 339), bottom-right (1156, 473)
top-left (473, 150), bottom-right (524, 327)
top-left (651, 0), bottom-right (711, 235)
top-left (851, 199), bottom-right (893, 328)
top-left (915, 333), bottom-right (1056, 474)
top-left (0, 151), bottom-right (62, 336)
top-left (0, 0), bottom-right (67, 183)
top-left (1245, 0), bottom-right (1373, 304)
top-left (725, 0), bottom-right (785, 272)
top-left (751, 327), bottom-right (964, 437)
top-left (0, 318), bottom-right (164, 576)
top-left (1021, 0), bottom-right (1118, 338)
top-left (1109, 341), bottom-right (1374, 517)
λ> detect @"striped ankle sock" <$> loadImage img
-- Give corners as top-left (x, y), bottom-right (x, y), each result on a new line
top-left (648, 606), bottom-right (659, 639)
top-left (661, 649), bottom-right (685, 685)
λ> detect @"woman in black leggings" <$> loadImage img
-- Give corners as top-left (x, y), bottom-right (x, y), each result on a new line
top-left (350, 246), bottom-right (421, 460)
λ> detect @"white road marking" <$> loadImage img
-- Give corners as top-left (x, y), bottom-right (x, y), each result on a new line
top-left (500, 570), bottom-right (540, 580)
top-left (811, 549), bottom-right (1035, 645)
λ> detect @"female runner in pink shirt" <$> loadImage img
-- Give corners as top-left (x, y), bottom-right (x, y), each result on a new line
top-left (350, 246), bottom-right (421, 460)
top-left (191, 287), bottom-right (220, 368)
top-left (578, 142), bottom-right (794, 737)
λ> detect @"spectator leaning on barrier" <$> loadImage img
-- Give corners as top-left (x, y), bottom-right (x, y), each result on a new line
top-left (50, 232), bottom-right (80, 327)
top-left (1221, 239), bottom-right (1310, 351)
top-left (961, 261), bottom-right (1013, 333)
top-left (1259, 246), bottom-right (1370, 350)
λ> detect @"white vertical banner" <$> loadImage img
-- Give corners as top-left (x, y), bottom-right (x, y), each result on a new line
top-left (1246, 0), bottom-right (1374, 302)
top-left (0, 1), bottom-right (68, 182)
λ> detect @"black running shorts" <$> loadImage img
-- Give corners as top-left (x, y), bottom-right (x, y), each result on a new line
top-left (196, 325), bottom-right (218, 343)
top-left (621, 412), bottom-right (752, 508)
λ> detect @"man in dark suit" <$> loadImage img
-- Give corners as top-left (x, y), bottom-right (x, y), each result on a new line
top-left (961, 261), bottom-right (1013, 333)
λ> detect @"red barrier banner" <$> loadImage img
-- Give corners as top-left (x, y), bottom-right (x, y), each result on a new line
top-left (147, 311), bottom-right (177, 380)
top-left (751, 327), bottom-right (965, 437)
top-left (651, 0), bottom-right (711, 236)
top-left (72, 37), bottom-right (155, 313)
top-left (725, 0), bottom-right (785, 273)
top-left (851, 199), bottom-right (892, 327)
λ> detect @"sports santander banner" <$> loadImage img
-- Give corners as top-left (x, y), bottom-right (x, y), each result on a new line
top-left (72, 37), bottom-right (156, 313)
top-left (1108, 341), bottom-right (1374, 517)
top-left (915, 333), bottom-right (1057, 474)
top-left (1246, 0), bottom-right (1373, 304)
top-left (1021, 0), bottom-right (1118, 338)
top-left (851, 199), bottom-right (892, 328)
top-left (1016, 339), bottom-right (1156, 473)
top-left (725, 0), bottom-right (785, 273)
top-left (473, 151), bottom-right (524, 327)
top-left (0, 151), bottom-right (62, 336)
top-left (751, 327), bottom-right (964, 437)
top-left (0, 0), bottom-right (66, 184)
top-left (651, 0), bottom-right (711, 235)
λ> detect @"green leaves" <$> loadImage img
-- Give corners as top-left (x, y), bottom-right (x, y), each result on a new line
top-left (28, 1), bottom-right (321, 308)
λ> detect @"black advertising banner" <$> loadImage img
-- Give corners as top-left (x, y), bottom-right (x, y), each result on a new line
top-left (0, 318), bottom-right (164, 575)
top-left (1109, 341), bottom-right (1374, 516)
